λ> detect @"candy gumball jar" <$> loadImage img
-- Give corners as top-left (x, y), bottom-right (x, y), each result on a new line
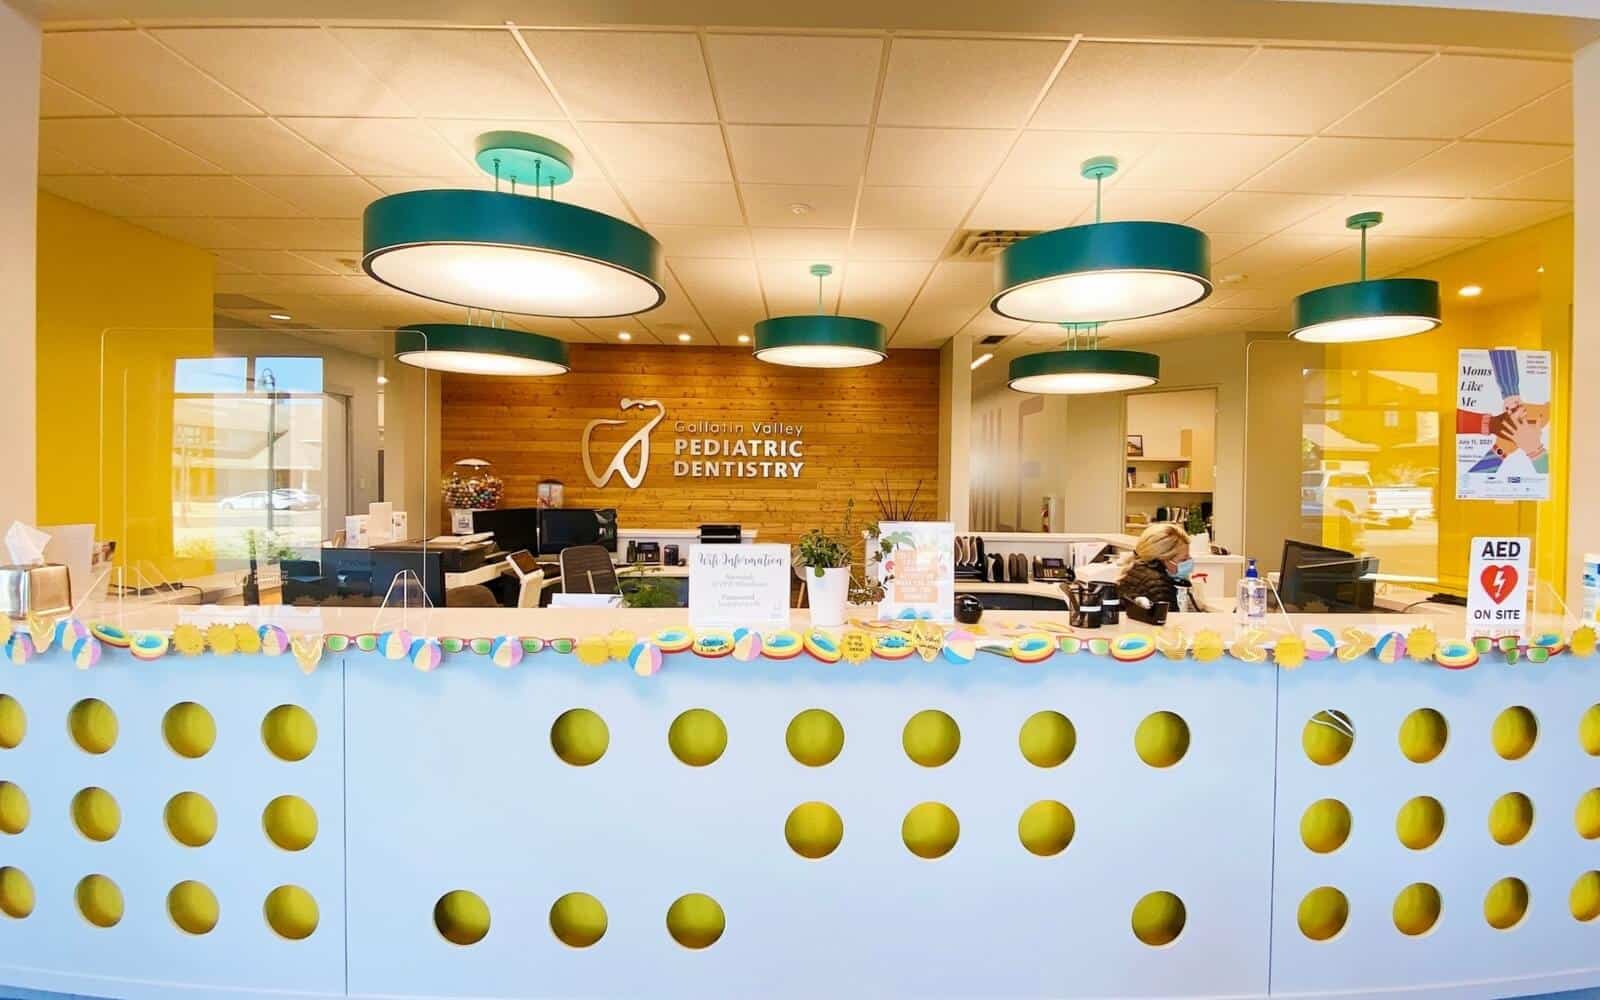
top-left (442, 458), bottom-right (504, 511)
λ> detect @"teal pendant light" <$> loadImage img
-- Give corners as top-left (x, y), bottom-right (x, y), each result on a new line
top-left (992, 157), bottom-right (1211, 324)
top-left (394, 320), bottom-right (570, 377)
top-left (753, 264), bottom-right (887, 368)
top-left (1290, 212), bottom-right (1441, 343)
top-left (363, 132), bottom-right (664, 319)
top-left (1007, 323), bottom-right (1159, 395)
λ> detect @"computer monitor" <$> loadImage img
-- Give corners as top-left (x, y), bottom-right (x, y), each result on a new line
top-left (471, 507), bottom-right (540, 555)
top-left (538, 508), bottom-right (618, 555)
top-left (1279, 539), bottom-right (1378, 613)
top-left (307, 547), bottom-right (444, 607)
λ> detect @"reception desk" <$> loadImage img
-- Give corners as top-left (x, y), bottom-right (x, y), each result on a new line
top-left (1, 605), bottom-right (1597, 1000)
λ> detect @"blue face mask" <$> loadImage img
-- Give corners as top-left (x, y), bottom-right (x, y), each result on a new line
top-left (1173, 558), bottom-right (1195, 580)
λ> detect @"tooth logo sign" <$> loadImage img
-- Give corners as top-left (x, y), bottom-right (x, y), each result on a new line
top-left (582, 398), bottom-right (666, 489)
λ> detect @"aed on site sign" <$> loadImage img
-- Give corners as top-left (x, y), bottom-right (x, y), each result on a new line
top-left (1468, 536), bottom-right (1531, 634)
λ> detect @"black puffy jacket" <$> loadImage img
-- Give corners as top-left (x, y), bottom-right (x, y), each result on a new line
top-left (1118, 559), bottom-right (1200, 622)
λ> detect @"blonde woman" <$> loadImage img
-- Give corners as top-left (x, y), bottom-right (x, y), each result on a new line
top-left (1117, 523), bottom-right (1205, 621)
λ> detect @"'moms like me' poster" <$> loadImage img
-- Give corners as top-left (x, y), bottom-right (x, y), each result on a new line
top-left (1455, 348), bottom-right (1553, 501)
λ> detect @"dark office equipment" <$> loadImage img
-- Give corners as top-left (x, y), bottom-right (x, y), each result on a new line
top-left (1032, 556), bottom-right (1071, 581)
top-left (472, 507), bottom-right (540, 556)
top-left (1008, 553), bottom-right (1029, 582)
top-left (954, 536), bottom-right (986, 580)
top-left (411, 538), bottom-right (494, 574)
top-left (1099, 582), bottom-right (1122, 625)
top-left (635, 541), bottom-right (661, 564)
top-left (955, 593), bottom-right (983, 625)
top-left (295, 547), bottom-right (445, 607)
top-left (1066, 581), bottom-right (1102, 628)
top-left (664, 544), bottom-right (680, 566)
top-left (989, 552), bottom-right (1006, 583)
top-left (538, 508), bottom-right (618, 555)
top-left (625, 540), bottom-right (637, 562)
top-left (698, 524), bottom-right (742, 545)
top-left (1279, 539), bottom-right (1378, 612)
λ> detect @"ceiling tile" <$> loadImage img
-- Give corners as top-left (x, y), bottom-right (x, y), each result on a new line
top-left (617, 181), bottom-right (743, 226)
top-left (740, 184), bottom-right (856, 227)
top-left (967, 186), bottom-right (1088, 230)
top-left (636, 270), bottom-right (706, 335)
top-left (1213, 232), bottom-right (1348, 280)
top-left (40, 119), bottom-right (222, 174)
top-left (136, 117), bottom-right (351, 176)
top-left (581, 123), bottom-right (730, 182)
top-left (1287, 196), bottom-right (1468, 237)
top-left (897, 259), bottom-right (991, 334)
top-left (839, 261), bottom-right (928, 326)
top-left (1241, 136), bottom-right (1444, 194)
top-left (1069, 188), bottom-right (1220, 225)
top-left (272, 274), bottom-right (381, 296)
top-left (332, 28), bottom-right (561, 120)
top-left (214, 273), bottom-right (297, 296)
top-left (1473, 84), bottom-right (1573, 144)
top-left (877, 37), bottom-right (1065, 129)
top-left (39, 77), bottom-right (113, 117)
top-left (857, 186), bottom-right (976, 229)
top-left (1361, 141), bottom-right (1572, 198)
top-left (993, 131), bottom-right (1164, 189)
top-left (1186, 47), bottom-right (1428, 135)
top-left (116, 176), bottom-right (305, 217)
top-left (522, 30), bottom-right (715, 122)
top-left (242, 175), bottom-right (383, 218)
top-left (1115, 134), bottom-right (1302, 190)
top-left (209, 252), bottom-right (252, 275)
top-left (1486, 157), bottom-right (1572, 201)
top-left (1328, 55), bottom-right (1568, 140)
top-left (1362, 235), bottom-right (1475, 273)
top-left (212, 249), bottom-right (340, 275)
top-left (282, 118), bottom-right (470, 177)
top-left (154, 27), bottom-right (414, 117)
top-left (725, 125), bottom-right (868, 186)
top-left (1186, 191), bottom-right (1336, 233)
top-left (367, 175), bottom-right (467, 196)
top-left (40, 175), bottom-right (166, 216)
top-left (130, 217), bottom-right (255, 249)
top-left (654, 226), bottom-right (753, 258)
top-left (289, 250), bottom-right (366, 275)
top-left (751, 228), bottom-right (850, 260)
top-left (670, 258), bottom-right (764, 321)
top-left (1207, 233), bottom-right (1270, 259)
top-left (1032, 42), bottom-right (1254, 132)
top-left (760, 258), bottom-right (843, 315)
top-left (866, 128), bottom-right (1012, 187)
top-left (1432, 198), bottom-right (1570, 239)
top-left (427, 118), bottom-right (597, 178)
top-left (847, 229), bottom-right (950, 261)
top-left (705, 33), bottom-right (882, 125)
top-left (44, 30), bottom-right (259, 115)
top-left (203, 218), bottom-right (361, 252)
top-left (37, 145), bottom-right (100, 175)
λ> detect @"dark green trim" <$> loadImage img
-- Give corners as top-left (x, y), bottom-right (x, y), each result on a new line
top-left (752, 315), bottom-right (887, 358)
top-left (992, 220), bottom-right (1212, 321)
top-left (363, 189), bottom-right (664, 317)
top-left (394, 323), bottom-right (570, 372)
top-left (1007, 349), bottom-right (1160, 389)
top-left (1292, 277), bottom-right (1441, 334)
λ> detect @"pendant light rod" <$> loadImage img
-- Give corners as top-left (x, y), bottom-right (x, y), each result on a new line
top-left (1289, 209), bottom-right (1439, 344)
top-left (1348, 211), bottom-right (1382, 281)
top-left (1081, 157), bottom-right (1118, 224)
top-left (810, 263), bottom-right (833, 314)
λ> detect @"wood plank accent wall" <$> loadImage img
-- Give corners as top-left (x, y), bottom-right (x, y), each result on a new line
top-left (441, 344), bottom-right (940, 544)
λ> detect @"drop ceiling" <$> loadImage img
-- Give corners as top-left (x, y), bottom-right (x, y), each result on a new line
top-left (36, 22), bottom-right (1575, 349)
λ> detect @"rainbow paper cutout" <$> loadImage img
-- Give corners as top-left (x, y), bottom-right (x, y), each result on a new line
top-left (872, 631), bottom-right (915, 661)
top-left (1433, 638), bottom-right (1479, 670)
top-left (803, 630), bottom-right (841, 663)
top-left (88, 623), bottom-right (130, 648)
top-left (130, 631), bottom-right (168, 661)
top-left (692, 632), bottom-right (734, 658)
top-left (654, 628), bottom-right (694, 654)
top-left (1110, 633), bottom-right (1157, 663)
top-left (763, 630), bottom-right (803, 660)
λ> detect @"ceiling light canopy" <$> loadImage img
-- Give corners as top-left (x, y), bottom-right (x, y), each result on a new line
top-left (1291, 212), bottom-right (1441, 344)
top-left (394, 323), bottom-right (570, 377)
top-left (753, 264), bottom-right (887, 368)
top-left (363, 132), bottom-right (664, 319)
top-left (1008, 323), bottom-right (1159, 395)
top-left (992, 157), bottom-right (1211, 325)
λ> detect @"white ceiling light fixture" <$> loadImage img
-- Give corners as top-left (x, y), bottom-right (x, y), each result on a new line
top-left (268, 313), bottom-right (292, 321)
top-left (970, 352), bottom-right (995, 371)
top-left (617, 331), bottom-right (632, 341)
top-left (1458, 284), bottom-right (1483, 298)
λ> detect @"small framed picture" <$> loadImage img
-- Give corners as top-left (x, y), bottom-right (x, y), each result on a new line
top-left (1126, 434), bottom-right (1144, 457)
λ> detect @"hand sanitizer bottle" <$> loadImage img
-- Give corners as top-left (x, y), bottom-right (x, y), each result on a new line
top-left (1237, 558), bottom-right (1267, 622)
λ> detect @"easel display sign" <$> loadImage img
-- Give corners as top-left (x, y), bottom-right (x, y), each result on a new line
top-left (688, 543), bottom-right (791, 629)
top-left (877, 521), bottom-right (955, 622)
top-left (1467, 536), bottom-right (1530, 635)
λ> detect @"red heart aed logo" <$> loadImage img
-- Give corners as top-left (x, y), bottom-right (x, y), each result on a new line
top-left (1479, 564), bottom-right (1518, 604)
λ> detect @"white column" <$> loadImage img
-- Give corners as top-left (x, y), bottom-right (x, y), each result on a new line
top-left (0, 0), bottom-right (38, 528)
top-left (1571, 40), bottom-right (1600, 610)
top-left (938, 336), bottom-right (972, 530)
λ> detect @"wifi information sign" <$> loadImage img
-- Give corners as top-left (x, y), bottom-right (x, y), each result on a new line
top-left (1468, 536), bottom-right (1530, 635)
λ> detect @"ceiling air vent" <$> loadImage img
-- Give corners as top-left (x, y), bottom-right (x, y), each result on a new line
top-left (980, 334), bottom-right (1007, 345)
top-left (943, 229), bottom-right (1038, 261)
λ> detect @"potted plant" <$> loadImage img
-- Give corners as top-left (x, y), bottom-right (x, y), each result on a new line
top-left (796, 501), bottom-right (855, 627)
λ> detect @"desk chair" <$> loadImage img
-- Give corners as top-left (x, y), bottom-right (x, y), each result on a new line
top-left (514, 569), bottom-right (546, 608)
top-left (559, 545), bottom-right (620, 595)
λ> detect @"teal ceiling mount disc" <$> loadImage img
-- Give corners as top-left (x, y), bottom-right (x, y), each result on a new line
top-left (1346, 211), bottom-right (1383, 230)
top-left (753, 315), bottom-right (886, 369)
top-left (992, 220), bottom-right (1212, 324)
top-left (1290, 278), bottom-right (1441, 344)
top-left (1081, 156), bottom-right (1118, 181)
top-left (394, 323), bottom-right (570, 376)
top-left (1007, 348), bottom-right (1159, 395)
top-left (474, 131), bottom-right (574, 187)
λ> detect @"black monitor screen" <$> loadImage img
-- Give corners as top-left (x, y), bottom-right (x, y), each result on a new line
top-left (472, 508), bottom-right (540, 554)
top-left (1279, 539), bottom-right (1377, 613)
top-left (538, 508), bottom-right (618, 555)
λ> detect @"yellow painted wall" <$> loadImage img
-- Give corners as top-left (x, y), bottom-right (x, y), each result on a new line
top-left (35, 192), bottom-right (215, 582)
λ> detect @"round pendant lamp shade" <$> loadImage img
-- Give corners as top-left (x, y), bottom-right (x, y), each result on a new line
top-left (992, 220), bottom-right (1212, 324)
top-left (394, 324), bottom-right (570, 377)
top-left (1290, 277), bottom-right (1441, 344)
top-left (1007, 348), bottom-right (1160, 395)
top-left (753, 315), bottom-right (886, 368)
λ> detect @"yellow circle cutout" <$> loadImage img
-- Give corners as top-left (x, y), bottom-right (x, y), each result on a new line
top-left (165, 791), bottom-right (217, 848)
top-left (1298, 886), bottom-right (1349, 942)
top-left (163, 701), bottom-right (216, 759)
top-left (902, 710), bottom-right (960, 767)
top-left (549, 892), bottom-right (607, 947)
top-left (550, 708), bottom-right (609, 767)
top-left (1580, 704), bottom-right (1600, 756)
top-left (71, 786), bottom-right (120, 842)
top-left (0, 694), bottom-right (24, 749)
top-left (668, 708), bottom-right (727, 767)
top-left (1135, 710), bottom-right (1190, 768)
top-left (168, 880), bottom-right (219, 935)
top-left (1393, 882), bottom-right (1441, 936)
top-left (666, 892), bottom-right (725, 949)
top-left (1131, 891), bottom-right (1186, 946)
top-left (1396, 795), bottom-right (1445, 850)
top-left (262, 704), bottom-right (317, 762)
top-left (1018, 800), bottom-right (1075, 857)
top-left (786, 709), bottom-right (844, 767)
top-left (68, 698), bottom-right (117, 755)
top-left (263, 794), bottom-right (318, 851)
top-left (1488, 792), bottom-right (1534, 846)
top-left (1570, 871), bottom-right (1600, 922)
top-left (1491, 706), bottom-right (1538, 761)
top-left (0, 781), bottom-right (28, 835)
top-left (434, 889), bottom-right (490, 945)
top-left (1577, 788), bottom-right (1600, 840)
top-left (76, 874), bottom-right (124, 928)
top-left (784, 801), bottom-right (844, 860)
top-left (264, 884), bottom-right (319, 940)
top-left (1019, 710), bottom-right (1076, 768)
top-left (1398, 708), bottom-right (1448, 763)
top-left (1300, 799), bottom-right (1352, 854)
top-left (901, 801), bottom-right (960, 859)
top-left (1484, 876), bottom-right (1529, 930)
top-left (0, 866), bottom-right (34, 919)
top-left (1302, 710), bottom-right (1354, 766)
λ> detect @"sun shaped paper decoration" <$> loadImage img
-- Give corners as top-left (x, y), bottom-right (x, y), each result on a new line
top-left (1274, 632), bottom-right (1306, 669)
top-left (1406, 625), bottom-right (1438, 662)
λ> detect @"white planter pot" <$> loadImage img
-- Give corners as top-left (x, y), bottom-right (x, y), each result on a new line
top-left (805, 566), bottom-right (850, 628)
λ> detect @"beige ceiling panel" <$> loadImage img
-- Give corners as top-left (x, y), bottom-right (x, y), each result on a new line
top-left (511, 317), bottom-right (600, 342)
top-left (618, 181), bottom-right (743, 226)
top-left (137, 117), bottom-right (350, 176)
top-left (213, 273), bottom-right (297, 296)
top-left (1114, 134), bottom-right (1302, 191)
top-left (130, 217), bottom-right (255, 249)
top-left (725, 125), bottom-right (869, 186)
top-left (890, 327), bottom-right (966, 349)
top-left (154, 27), bottom-right (413, 117)
top-left (1187, 191), bottom-right (1336, 234)
top-left (878, 37), bottom-right (1065, 129)
top-left (1328, 55), bottom-right (1568, 140)
top-left (41, 118), bottom-right (222, 175)
top-left (1486, 157), bottom-right (1572, 202)
top-left (44, 30), bottom-right (259, 115)
top-left (290, 250), bottom-right (366, 275)
top-left (958, 311), bottom-right (1028, 341)
top-left (553, 182), bottom-right (633, 219)
top-left (1204, 285), bottom-right (1290, 310)
top-left (866, 128), bottom-right (1012, 187)
top-left (115, 175), bottom-right (305, 218)
top-left (993, 130), bottom-right (1164, 189)
top-left (282, 117), bottom-right (470, 177)
top-left (1431, 198), bottom-right (1570, 239)
top-left (273, 274), bottom-right (380, 296)
top-left (705, 33), bottom-right (881, 125)
top-left (967, 186), bottom-right (1089, 230)
top-left (1472, 84), bottom-right (1572, 144)
top-left (1070, 188), bottom-right (1220, 225)
top-left (760, 258), bottom-right (843, 315)
top-left (635, 269), bottom-right (705, 331)
top-left (209, 252), bottom-right (251, 275)
top-left (670, 257), bottom-right (765, 326)
top-left (1242, 136), bottom-right (1444, 194)
top-left (896, 259), bottom-right (992, 336)
top-left (839, 260), bottom-right (929, 326)
top-left (39, 77), bottom-right (112, 117)
top-left (1361, 141), bottom-right (1572, 198)
top-left (333, 28), bottom-right (561, 120)
top-left (242, 175), bottom-right (383, 218)
top-left (740, 183), bottom-right (857, 228)
top-left (218, 218), bottom-right (362, 251)
top-left (847, 229), bottom-right (951, 261)
top-left (426, 118), bottom-right (597, 178)
top-left (40, 175), bottom-right (169, 217)
top-left (1214, 232), bottom-right (1348, 280)
top-left (751, 227), bottom-right (850, 260)
top-left (522, 30), bottom-right (715, 123)
top-left (1033, 42), bottom-right (1254, 132)
top-left (211, 249), bottom-right (340, 275)
top-left (1286, 195), bottom-right (1467, 237)
top-left (1188, 47), bottom-right (1427, 135)
top-left (367, 175), bottom-right (464, 195)
top-left (581, 122), bottom-right (730, 183)
top-left (37, 145), bottom-right (100, 175)
top-left (652, 226), bottom-right (753, 259)
top-left (857, 186), bottom-right (975, 229)
top-left (580, 317), bottom-right (657, 344)
top-left (1206, 232), bottom-right (1269, 260)
top-left (1362, 236), bottom-right (1475, 273)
